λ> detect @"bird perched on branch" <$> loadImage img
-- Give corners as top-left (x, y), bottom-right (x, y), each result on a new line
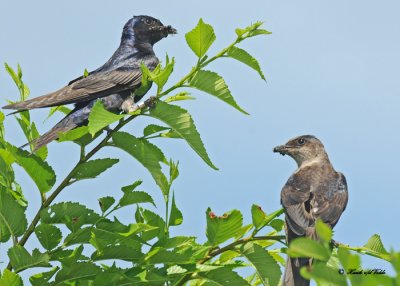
top-left (3, 15), bottom-right (176, 150)
top-left (273, 135), bottom-right (348, 286)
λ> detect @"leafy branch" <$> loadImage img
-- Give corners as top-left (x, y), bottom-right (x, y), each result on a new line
top-left (1, 18), bottom-right (398, 286)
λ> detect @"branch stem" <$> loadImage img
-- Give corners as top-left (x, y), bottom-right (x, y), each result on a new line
top-left (175, 235), bottom-right (285, 286)
top-left (6, 100), bottom-right (151, 271)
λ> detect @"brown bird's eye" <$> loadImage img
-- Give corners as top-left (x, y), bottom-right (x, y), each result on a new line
top-left (144, 19), bottom-right (152, 25)
top-left (297, 138), bottom-right (305, 145)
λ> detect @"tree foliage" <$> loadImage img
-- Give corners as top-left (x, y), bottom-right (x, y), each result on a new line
top-left (0, 19), bottom-right (398, 286)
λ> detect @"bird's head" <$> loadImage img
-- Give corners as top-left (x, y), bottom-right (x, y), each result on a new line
top-left (273, 135), bottom-right (329, 167)
top-left (122, 15), bottom-right (177, 46)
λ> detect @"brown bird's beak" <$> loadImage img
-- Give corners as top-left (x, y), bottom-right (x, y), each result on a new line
top-left (273, 145), bottom-right (289, 156)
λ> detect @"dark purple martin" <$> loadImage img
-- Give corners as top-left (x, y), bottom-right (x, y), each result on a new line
top-left (3, 15), bottom-right (176, 150)
top-left (273, 135), bottom-right (348, 286)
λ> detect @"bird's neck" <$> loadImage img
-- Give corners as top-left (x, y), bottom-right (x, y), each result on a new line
top-left (296, 153), bottom-right (331, 169)
top-left (120, 32), bottom-right (155, 55)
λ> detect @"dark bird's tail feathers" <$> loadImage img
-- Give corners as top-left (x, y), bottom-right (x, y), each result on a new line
top-left (283, 256), bottom-right (310, 286)
top-left (282, 225), bottom-right (310, 286)
top-left (25, 124), bottom-right (77, 152)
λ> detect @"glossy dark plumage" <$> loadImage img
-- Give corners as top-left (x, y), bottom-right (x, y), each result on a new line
top-left (273, 135), bottom-right (348, 286)
top-left (3, 15), bottom-right (176, 150)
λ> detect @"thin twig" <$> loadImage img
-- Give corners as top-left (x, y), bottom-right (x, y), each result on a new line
top-left (176, 235), bottom-right (285, 286)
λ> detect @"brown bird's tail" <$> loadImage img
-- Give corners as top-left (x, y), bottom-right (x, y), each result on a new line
top-left (282, 224), bottom-right (310, 286)
top-left (283, 256), bottom-right (310, 286)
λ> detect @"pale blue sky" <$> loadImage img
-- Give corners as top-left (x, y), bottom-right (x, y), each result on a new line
top-left (1, 0), bottom-right (399, 280)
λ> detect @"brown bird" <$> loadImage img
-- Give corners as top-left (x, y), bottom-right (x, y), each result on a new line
top-left (273, 135), bottom-right (348, 286)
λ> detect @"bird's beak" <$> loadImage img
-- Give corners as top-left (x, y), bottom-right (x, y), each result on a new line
top-left (150, 25), bottom-right (177, 36)
top-left (165, 25), bottom-right (177, 35)
top-left (273, 144), bottom-right (289, 156)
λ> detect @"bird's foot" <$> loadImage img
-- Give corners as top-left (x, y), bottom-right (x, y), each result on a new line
top-left (121, 97), bottom-right (137, 113)
top-left (144, 96), bottom-right (157, 109)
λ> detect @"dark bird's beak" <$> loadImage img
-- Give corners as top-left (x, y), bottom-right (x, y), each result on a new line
top-left (273, 145), bottom-right (288, 156)
top-left (150, 25), bottom-right (177, 37)
top-left (165, 25), bottom-right (177, 35)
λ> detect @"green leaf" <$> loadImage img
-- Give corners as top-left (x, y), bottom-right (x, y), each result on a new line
top-left (169, 192), bottom-right (183, 226)
top-left (167, 265), bottom-right (188, 275)
top-left (154, 236), bottom-right (196, 249)
top-left (51, 245), bottom-right (86, 266)
top-left (71, 158), bottom-right (119, 180)
top-left (0, 111), bottom-right (5, 139)
top-left (121, 180), bottom-right (143, 192)
top-left (234, 223), bottom-right (253, 239)
top-left (98, 196), bottom-right (115, 213)
top-left (206, 208), bottom-right (243, 246)
top-left (9, 145), bottom-right (56, 193)
top-left (83, 68), bottom-right (89, 77)
top-left (92, 267), bottom-right (130, 286)
top-left (8, 246), bottom-right (50, 272)
top-left (239, 243), bottom-right (281, 286)
top-left (235, 21), bottom-right (272, 38)
top-left (40, 202), bottom-right (101, 232)
top-left (54, 262), bottom-right (102, 285)
top-left (91, 245), bottom-right (143, 262)
top-left (227, 46), bottom-right (266, 80)
top-left (0, 269), bottom-right (23, 286)
top-left (160, 129), bottom-right (183, 139)
top-left (169, 160), bottom-right (179, 182)
top-left (63, 227), bottom-right (92, 246)
top-left (197, 267), bottom-right (251, 286)
top-left (112, 132), bottom-right (169, 195)
top-left (134, 66), bottom-right (152, 99)
top-left (185, 18), bottom-right (216, 58)
top-left (265, 208), bottom-right (285, 224)
top-left (119, 191), bottom-right (156, 207)
top-left (135, 206), bottom-right (144, 223)
top-left (35, 223), bottom-right (62, 250)
top-left (316, 219), bottom-right (333, 243)
top-left (217, 250), bottom-right (241, 264)
top-left (143, 124), bottom-right (170, 137)
top-left (88, 101), bottom-right (124, 135)
top-left (165, 92), bottom-right (195, 103)
top-left (146, 247), bottom-right (192, 264)
top-left (141, 209), bottom-right (165, 241)
top-left (269, 219), bottom-right (285, 232)
top-left (363, 234), bottom-right (388, 255)
top-left (300, 262), bottom-right (347, 286)
top-left (190, 70), bottom-right (248, 114)
top-left (30, 267), bottom-right (59, 286)
top-left (57, 126), bottom-right (89, 142)
top-left (337, 247), bottom-right (361, 271)
top-left (141, 57), bottom-right (175, 92)
top-left (147, 101), bottom-right (217, 170)
top-left (88, 222), bottom-right (144, 253)
top-left (5, 63), bottom-right (21, 88)
top-left (251, 204), bottom-right (268, 229)
top-left (0, 191), bottom-right (28, 242)
top-left (287, 237), bottom-right (331, 261)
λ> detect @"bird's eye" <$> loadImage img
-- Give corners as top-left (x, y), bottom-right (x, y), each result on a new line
top-left (144, 19), bottom-right (152, 25)
top-left (297, 138), bottom-right (305, 145)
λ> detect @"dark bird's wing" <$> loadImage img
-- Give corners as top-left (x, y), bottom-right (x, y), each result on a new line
top-left (3, 68), bottom-right (142, 110)
top-left (281, 172), bottom-right (314, 236)
top-left (312, 172), bottom-right (348, 228)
